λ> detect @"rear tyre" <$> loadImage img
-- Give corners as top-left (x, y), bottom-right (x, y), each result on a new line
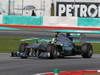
top-left (81, 43), bottom-right (93, 58)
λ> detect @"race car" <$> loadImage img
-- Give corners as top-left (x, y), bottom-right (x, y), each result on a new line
top-left (11, 33), bottom-right (93, 59)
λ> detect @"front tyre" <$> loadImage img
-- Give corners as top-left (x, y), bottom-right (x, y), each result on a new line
top-left (20, 48), bottom-right (29, 59)
top-left (11, 52), bottom-right (16, 57)
top-left (20, 52), bottom-right (28, 59)
top-left (81, 43), bottom-right (93, 58)
top-left (47, 45), bottom-right (57, 59)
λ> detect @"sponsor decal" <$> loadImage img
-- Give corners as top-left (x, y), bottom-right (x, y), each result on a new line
top-left (56, 2), bottom-right (100, 17)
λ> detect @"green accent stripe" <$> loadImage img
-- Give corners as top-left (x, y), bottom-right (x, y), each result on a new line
top-left (3, 15), bottom-right (43, 25)
top-left (51, 30), bottom-right (100, 33)
top-left (78, 18), bottom-right (100, 27)
top-left (0, 27), bottom-right (19, 30)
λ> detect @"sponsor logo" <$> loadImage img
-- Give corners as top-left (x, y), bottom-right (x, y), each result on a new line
top-left (56, 2), bottom-right (100, 17)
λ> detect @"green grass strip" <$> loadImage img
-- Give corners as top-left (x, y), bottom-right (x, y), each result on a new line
top-left (0, 36), bottom-right (100, 53)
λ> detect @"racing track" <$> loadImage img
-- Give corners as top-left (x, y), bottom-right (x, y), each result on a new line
top-left (1, 31), bottom-right (100, 41)
top-left (0, 54), bottom-right (100, 75)
top-left (0, 31), bottom-right (100, 75)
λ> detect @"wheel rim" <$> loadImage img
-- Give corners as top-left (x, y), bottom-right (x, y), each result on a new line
top-left (48, 52), bottom-right (50, 57)
top-left (88, 49), bottom-right (93, 56)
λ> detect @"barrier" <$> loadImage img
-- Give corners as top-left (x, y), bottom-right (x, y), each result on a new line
top-left (78, 18), bottom-right (100, 27)
top-left (1, 15), bottom-right (100, 28)
top-left (2, 15), bottom-right (100, 27)
top-left (3, 15), bottom-right (43, 25)
top-left (1, 15), bottom-right (100, 33)
top-left (43, 17), bottom-right (77, 27)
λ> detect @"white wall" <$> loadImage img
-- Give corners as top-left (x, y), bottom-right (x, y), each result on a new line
top-left (13, 0), bottom-right (52, 16)
top-left (0, 15), bottom-right (3, 24)
top-left (1, 0), bottom-right (100, 16)
top-left (0, 0), bottom-right (8, 14)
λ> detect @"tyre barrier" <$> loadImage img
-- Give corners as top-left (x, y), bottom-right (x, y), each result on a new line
top-left (34, 69), bottom-right (100, 75)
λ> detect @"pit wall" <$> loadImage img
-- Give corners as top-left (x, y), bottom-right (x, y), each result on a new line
top-left (0, 15), bottom-right (100, 28)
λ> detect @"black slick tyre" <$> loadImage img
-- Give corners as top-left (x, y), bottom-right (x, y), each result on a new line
top-left (81, 43), bottom-right (93, 58)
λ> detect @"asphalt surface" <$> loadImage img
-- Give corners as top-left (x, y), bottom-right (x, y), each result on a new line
top-left (0, 31), bottom-right (55, 37)
top-left (0, 53), bottom-right (100, 75)
top-left (1, 31), bottom-right (100, 41)
top-left (0, 31), bottom-right (100, 75)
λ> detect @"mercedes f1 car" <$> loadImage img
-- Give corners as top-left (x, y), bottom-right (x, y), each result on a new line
top-left (11, 33), bottom-right (93, 59)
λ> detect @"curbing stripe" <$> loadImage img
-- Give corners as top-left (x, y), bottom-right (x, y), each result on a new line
top-left (34, 72), bottom-right (53, 75)
top-left (1, 24), bottom-right (100, 31)
top-left (97, 70), bottom-right (100, 72)
top-left (33, 70), bottom-right (100, 75)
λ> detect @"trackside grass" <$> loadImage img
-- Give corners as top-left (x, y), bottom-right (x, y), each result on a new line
top-left (92, 43), bottom-right (100, 54)
top-left (0, 36), bottom-right (100, 53)
top-left (0, 36), bottom-right (26, 53)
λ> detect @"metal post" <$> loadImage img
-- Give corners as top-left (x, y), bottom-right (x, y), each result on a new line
top-left (12, 0), bottom-right (15, 15)
top-left (8, 0), bottom-right (11, 15)
top-left (43, 0), bottom-right (45, 16)
top-left (74, 0), bottom-right (76, 5)
top-left (51, 0), bottom-right (54, 16)
top-left (41, 0), bottom-right (42, 16)
top-left (22, 0), bottom-right (24, 15)
top-left (41, 0), bottom-right (45, 16)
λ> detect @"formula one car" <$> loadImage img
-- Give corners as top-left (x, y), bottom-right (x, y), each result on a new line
top-left (11, 33), bottom-right (93, 59)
